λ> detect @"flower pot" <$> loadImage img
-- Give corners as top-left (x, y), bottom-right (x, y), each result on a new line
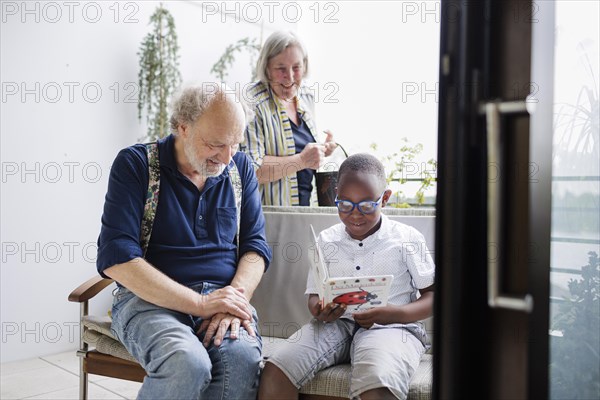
top-left (315, 143), bottom-right (348, 207)
top-left (316, 171), bottom-right (338, 206)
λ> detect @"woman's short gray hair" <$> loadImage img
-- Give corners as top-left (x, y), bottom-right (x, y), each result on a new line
top-left (169, 82), bottom-right (253, 134)
top-left (256, 31), bottom-right (309, 84)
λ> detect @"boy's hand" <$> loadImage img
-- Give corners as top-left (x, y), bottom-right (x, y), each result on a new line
top-left (353, 306), bottom-right (396, 329)
top-left (314, 301), bottom-right (347, 323)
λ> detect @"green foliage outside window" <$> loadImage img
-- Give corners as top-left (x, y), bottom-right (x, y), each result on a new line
top-left (550, 251), bottom-right (600, 399)
top-left (371, 139), bottom-right (437, 207)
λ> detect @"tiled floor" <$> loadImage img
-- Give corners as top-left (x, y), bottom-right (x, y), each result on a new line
top-left (1, 351), bottom-right (142, 399)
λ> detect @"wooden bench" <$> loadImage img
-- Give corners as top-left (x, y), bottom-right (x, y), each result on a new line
top-left (69, 208), bottom-right (435, 399)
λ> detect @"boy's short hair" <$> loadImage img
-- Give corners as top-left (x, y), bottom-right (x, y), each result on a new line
top-left (338, 153), bottom-right (387, 191)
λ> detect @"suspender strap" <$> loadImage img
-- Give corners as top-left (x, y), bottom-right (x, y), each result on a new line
top-left (228, 160), bottom-right (242, 255)
top-left (141, 142), bottom-right (160, 255)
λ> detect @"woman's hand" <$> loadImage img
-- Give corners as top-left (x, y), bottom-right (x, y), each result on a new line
top-left (323, 130), bottom-right (338, 157)
top-left (300, 143), bottom-right (326, 170)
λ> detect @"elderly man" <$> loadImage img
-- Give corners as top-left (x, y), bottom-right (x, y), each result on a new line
top-left (96, 83), bottom-right (272, 399)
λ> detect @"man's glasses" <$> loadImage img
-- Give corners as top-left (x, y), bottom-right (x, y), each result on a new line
top-left (334, 192), bottom-right (386, 214)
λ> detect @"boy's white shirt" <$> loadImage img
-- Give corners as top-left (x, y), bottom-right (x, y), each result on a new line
top-left (305, 214), bottom-right (435, 309)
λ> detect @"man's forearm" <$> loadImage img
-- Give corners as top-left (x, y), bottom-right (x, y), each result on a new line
top-left (231, 251), bottom-right (265, 300)
top-left (104, 258), bottom-right (204, 315)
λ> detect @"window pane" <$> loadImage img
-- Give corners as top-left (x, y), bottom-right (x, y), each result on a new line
top-left (549, 2), bottom-right (600, 399)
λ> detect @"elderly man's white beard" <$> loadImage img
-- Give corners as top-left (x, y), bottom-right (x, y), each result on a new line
top-left (183, 137), bottom-right (226, 178)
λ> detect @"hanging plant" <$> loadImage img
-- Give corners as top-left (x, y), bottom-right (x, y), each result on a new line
top-left (137, 4), bottom-right (182, 141)
top-left (210, 37), bottom-right (262, 82)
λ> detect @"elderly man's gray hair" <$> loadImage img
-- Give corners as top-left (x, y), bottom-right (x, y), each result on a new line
top-left (256, 31), bottom-right (309, 85)
top-left (169, 82), bottom-right (252, 134)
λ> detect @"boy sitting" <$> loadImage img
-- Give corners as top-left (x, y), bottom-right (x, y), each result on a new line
top-left (258, 153), bottom-right (435, 400)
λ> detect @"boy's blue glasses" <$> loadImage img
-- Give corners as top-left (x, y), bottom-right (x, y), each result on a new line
top-left (334, 192), bottom-right (386, 214)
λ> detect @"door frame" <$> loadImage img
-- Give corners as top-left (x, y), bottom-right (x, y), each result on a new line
top-left (433, 1), bottom-right (554, 398)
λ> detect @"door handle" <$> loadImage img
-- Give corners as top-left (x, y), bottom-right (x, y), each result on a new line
top-left (481, 101), bottom-right (534, 313)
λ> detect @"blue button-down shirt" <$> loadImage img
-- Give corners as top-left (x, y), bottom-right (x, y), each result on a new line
top-left (97, 134), bottom-right (272, 287)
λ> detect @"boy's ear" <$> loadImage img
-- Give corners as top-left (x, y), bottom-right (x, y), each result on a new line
top-left (381, 189), bottom-right (393, 207)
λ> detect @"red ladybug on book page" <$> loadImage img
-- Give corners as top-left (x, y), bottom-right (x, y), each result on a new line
top-left (332, 288), bottom-right (382, 310)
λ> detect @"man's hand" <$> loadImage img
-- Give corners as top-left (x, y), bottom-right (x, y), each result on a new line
top-left (352, 306), bottom-right (396, 329)
top-left (197, 286), bottom-right (252, 321)
top-left (197, 312), bottom-right (256, 347)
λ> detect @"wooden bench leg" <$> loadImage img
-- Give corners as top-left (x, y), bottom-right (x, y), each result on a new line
top-left (79, 354), bottom-right (88, 400)
top-left (78, 302), bottom-right (89, 400)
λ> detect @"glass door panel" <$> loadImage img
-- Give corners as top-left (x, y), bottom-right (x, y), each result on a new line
top-left (549, 2), bottom-right (600, 399)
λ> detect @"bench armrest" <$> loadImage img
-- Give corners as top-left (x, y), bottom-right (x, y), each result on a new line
top-left (68, 276), bottom-right (114, 303)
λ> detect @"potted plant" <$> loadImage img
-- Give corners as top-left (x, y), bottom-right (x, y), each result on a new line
top-left (371, 139), bottom-right (437, 207)
top-left (137, 4), bottom-right (182, 141)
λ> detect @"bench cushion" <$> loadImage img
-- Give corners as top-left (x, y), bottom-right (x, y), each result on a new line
top-left (83, 320), bottom-right (432, 399)
top-left (83, 316), bottom-right (137, 363)
top-left (262, 337), bottom-right (432, 399)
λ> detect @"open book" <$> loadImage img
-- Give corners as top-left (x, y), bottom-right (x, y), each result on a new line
top-left (309, 225), bottom-right (394, 313)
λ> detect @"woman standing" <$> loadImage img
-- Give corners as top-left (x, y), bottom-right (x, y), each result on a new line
top-left (243, 31), bottom-right (337, 206)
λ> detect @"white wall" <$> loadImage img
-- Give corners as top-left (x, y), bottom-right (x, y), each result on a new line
top-left (297, 1), bottom-right (440, 200)
top-left (0, 0), bottom-right (293, 363)
top-left (218, 1), bottom-right (441, 195)
top-left (298, 1), bottom-right (440, 155)
top-left (1, 1), bottom-right (440, 362)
